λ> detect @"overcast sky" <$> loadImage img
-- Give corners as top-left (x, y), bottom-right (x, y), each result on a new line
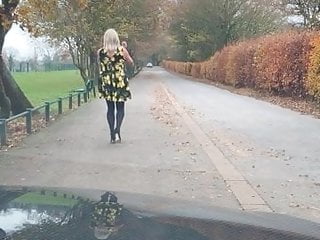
top-left (4, 24), bottom-right (53, 60)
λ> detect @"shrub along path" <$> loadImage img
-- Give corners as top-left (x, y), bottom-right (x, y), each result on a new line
top-left (164, 31), bottom-right (320, 105)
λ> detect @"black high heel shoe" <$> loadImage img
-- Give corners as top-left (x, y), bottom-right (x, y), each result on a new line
top-left (110, 131), bottom-right (116, 144)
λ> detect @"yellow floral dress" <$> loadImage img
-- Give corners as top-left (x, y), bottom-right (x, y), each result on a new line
top-left (98, 47), bottom-right (131, 102)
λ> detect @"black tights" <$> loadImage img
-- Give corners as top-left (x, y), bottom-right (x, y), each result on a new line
top-left (106, 100), bottom-right (125, 135)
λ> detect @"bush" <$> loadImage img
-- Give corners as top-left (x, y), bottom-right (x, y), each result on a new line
top-left (307, 35), bottom-right (320, 101)
top-left (215, 48), bottom-right (230, 85)
top-left (205, 55), bottom-right (219, 81)
top-left (254, 32), bottom-right (311, 97)
top-left (163, 30), bottom-right (320, 102)
top-left (190, 63), bottom-right (201, 78)
top-left (225, 41), bottom-right (256, 88)
top-left (225, 45), bottom-right (241, 87)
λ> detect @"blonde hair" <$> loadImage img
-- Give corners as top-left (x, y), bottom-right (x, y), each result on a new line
top-left (103, 29), bottom-right (120, 52)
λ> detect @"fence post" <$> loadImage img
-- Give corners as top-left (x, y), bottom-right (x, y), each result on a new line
top-left (0, 119), bottom-right (7, 146)
top-left (77, 93), bottom-right (81, 107)
top-left (87, 88), bottom-right (91, 100)
top-left (26, 108), bottom-right (33, 134)
top-left (69, 94), bottom-right (73, 110)
top-left (45, 102), bottom-right (50, 123)
top-left (84, 91), bottom-right (88, 103)
top-left (93, 86), bottom-right (96, 98)
top-left (58, 98), bottom-right (63, 114)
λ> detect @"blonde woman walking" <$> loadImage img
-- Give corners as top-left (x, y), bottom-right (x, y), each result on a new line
top-left (98, 29), bottom-right (134, 143)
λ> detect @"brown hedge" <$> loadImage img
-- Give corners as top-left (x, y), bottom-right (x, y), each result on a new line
top-left (307, 35), bottom-right (320, 101)
top-left (163, 31), bottom-right (320, 101)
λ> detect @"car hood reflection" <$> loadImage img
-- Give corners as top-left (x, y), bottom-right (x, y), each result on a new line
top-left (0, 186), bottom-right (319, 240)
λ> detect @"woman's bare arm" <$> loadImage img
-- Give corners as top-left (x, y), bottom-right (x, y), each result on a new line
top-left (122, 47), bottom-right (134, 65)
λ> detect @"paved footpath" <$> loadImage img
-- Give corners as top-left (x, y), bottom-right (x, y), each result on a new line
top-left (0, 67), bottom-right (319, 223)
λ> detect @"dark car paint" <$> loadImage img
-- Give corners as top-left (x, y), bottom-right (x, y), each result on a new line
top-left (0, 186), bottom-right (319, 240)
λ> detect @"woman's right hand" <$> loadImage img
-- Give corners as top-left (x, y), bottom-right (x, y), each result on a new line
top-left (122, 47), bottom-right (134, 65)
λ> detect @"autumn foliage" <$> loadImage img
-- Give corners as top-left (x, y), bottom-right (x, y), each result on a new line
top-left (307, 35), bottom-right (320, 101)
top-left (163, 31), bottom-right (320, 102)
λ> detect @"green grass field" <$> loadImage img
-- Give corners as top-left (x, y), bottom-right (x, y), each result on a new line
top-left (13, 192), bottom-right (78, 207)
top-left (14, 70), bottom-right (84, 106)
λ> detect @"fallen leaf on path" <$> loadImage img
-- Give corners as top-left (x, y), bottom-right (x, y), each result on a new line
top-left (284, 156), bottom-right (292, 161)
top-left (289, 203), bottom-right (300, 208)
top-left (309, 206), bottom-right (320, 211)
top-left (299, 174), bottom-right (309, 178)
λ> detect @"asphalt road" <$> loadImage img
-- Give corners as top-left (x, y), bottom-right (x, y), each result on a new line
top-left (0, 67), bottom-right (319, 223)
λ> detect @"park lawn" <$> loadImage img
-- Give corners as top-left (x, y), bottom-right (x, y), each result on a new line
top-left (12, 192), bottom-right (78, 207)
top-left (13, 70), bottom-right (84, 106)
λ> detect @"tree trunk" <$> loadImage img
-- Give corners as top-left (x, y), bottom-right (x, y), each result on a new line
top-left (0, 26), bottom-right (12, 118)
top-left (65, 37), bottom-right (89, 83)
top-left (0, 0), bottom-right (31, 117)
top-left (79, 67), bottom-right (88, 82)
top-left (0, 57), bottom-right (33, 115)
top-left (89, 51), bottom-right (97, 80)
top-left (0, 76), bottom-right (11, 118)
top-left (94, 61), bottom-right (99, 85)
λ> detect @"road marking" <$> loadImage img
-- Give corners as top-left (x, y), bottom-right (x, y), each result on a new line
top-left (161, 83), bottom-right (273, 212)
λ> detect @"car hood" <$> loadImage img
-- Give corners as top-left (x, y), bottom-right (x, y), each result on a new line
top-left (0, 186), bottom-right (319, 240)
